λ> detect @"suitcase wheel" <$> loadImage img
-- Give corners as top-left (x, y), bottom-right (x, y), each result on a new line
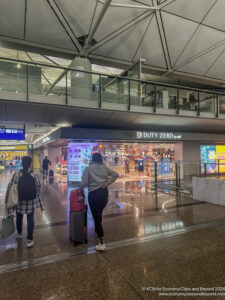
top-left (74, 241), bottom-right (80, 246)
top-left (84, 239), bottom-right (88, 244)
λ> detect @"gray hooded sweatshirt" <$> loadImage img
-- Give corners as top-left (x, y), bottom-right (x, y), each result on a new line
top-left (81, 162), bottom-right (119, 192)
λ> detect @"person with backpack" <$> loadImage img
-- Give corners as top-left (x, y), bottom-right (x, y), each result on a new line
top-left (5, 156), bottom-right (43, 248)
top-left (81, 153), bottom-right (119, 251)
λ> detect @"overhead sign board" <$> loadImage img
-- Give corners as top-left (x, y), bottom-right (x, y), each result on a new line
top-left (0, 128), bottom-right (25, 140)
top-left (0, 145), bottom-right (27, 151)
top-left (136, 131), bottom-right (182, 140)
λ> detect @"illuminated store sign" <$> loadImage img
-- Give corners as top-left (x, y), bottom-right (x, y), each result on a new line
top-left (0, 128), bottom-right (25, 140)
top-left (0, 145), bottom-right (27, 151)
top-left (136, 131), bottom-right (182, 140)
top-left (43, 136), bottom-right (51, 144)
top-left (68, 143), bottom-right (98, 182)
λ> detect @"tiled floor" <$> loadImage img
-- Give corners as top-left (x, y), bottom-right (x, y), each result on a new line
top-left (1, 223), bottom-right (225, 299)
top-left (1, 169), bottom-right (225, 269)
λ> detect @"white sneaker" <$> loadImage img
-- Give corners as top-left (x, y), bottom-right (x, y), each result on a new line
top-left (27, 240), bottom-right (34, 248)
top-left (17, 233), bottom-right (22, 238)
top-left (96, 243), bottom-right (106, 251)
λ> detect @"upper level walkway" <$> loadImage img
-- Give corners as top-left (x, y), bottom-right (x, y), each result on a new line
top-left (0, 56), bottom-right (225, 122)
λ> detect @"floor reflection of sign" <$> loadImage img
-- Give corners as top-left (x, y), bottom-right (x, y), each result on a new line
top-left (161, 158), bottom-right (170, 174)
top-left (68, 143), bottom-right (98, 182)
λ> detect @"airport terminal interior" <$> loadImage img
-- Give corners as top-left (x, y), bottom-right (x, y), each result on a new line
top-left (2, 0), bottom-right (225, 299)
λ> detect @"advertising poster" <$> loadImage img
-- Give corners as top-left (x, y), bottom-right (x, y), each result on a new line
top-left (161, 158), bottom-right (171, 174)
top-left (216, 145), bottom-right (225, 173)
top-left (200, 145), bottom-right (216, 174)
top-left (67, 143), bottom-right (98, 182)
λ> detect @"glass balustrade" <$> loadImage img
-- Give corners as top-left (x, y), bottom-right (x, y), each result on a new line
top-left (0, 57), bottom-right (225, 118)
top-left (139, 82), bottom-right (154, 107)
top-left (199, 92), bottom-right (216, 113)
top-left (218, 95), bottom-right (225, 114)
top-left (101, 75), bottom-right (129, 105)
top-left (155, 85), bottom-right (177, 109)
top-left (178, 89), bottom-right (198, 111)
top-left (0, 60), bottom-right (27, 95)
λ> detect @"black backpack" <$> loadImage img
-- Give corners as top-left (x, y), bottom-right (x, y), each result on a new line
top-left (18, 171), bottom-right (37, 201)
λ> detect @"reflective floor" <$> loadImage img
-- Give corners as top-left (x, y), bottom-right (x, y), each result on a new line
top-left (1, 221), bottom-right (225, 299)
top-left (1, 169), bottom-right (225, 267)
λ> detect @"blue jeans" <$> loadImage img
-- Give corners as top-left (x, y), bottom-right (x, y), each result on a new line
top-left (16, 211), bottom-right (34, 240)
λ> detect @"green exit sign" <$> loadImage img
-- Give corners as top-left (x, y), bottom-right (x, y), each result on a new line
top-left (28, 144), bottom-right (33, 150)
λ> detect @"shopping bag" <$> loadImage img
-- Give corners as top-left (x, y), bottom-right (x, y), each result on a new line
top-left (7, 182), bottom-right (19, 209)
top-left (1, 215), bottom-right (15, 238)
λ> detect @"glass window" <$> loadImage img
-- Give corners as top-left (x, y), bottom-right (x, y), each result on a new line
top-left (179, 89), bottom-right (198, 111)
top-left (199, 92), bottom-right (216, 113)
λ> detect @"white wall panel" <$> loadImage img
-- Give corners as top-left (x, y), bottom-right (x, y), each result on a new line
top-left (0, 0), bottom-right (25, 39)
top-left (177, 44), bottom-right (225, 75)
top-left (175, 25), bottom-right (225, 67)
top-left (94, 6), bottom-right (147, 41)
top-left (161, 12), bottom-right (198, 66)
top-left (26, 0), bottom-right (76, 50)
top-left (206, 50), bottom-right (225, 80)
top-left (92, 15), bottom-right (151, 61)
top-left (134, 15), bottom-right (166, 68)
top-left (56, 0), bottom-right (98, 38)
top-left (204, 0), bottom-right (225, 32)
top-left (162, 0), bottom-right (216, 23)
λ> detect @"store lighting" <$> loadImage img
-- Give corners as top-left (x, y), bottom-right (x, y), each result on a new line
top-left (17, 63), bottom-right (21, 69)
top-left (32, 127), bottom-right (59, 145)
top-left (56, 123), bottom-right (72, 127)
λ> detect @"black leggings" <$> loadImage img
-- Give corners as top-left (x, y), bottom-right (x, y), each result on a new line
top-left (16, 211), bottom-right (34, 240)
top-left (88, 188), bottom-right (108, 238)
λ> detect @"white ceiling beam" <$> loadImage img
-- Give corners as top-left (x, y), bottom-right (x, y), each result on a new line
top-left (173, 39), bottom-right (225, 71)
top-left (0, 36), bottom-right (76, 56)
top-left (42, 55), bottom-right (59, 65)
top-left (83, 0), bottom-right (112, 53)
top-left (152, 0), bottom-right (172, 70)
top-left (158, 0), bottom-right (176, 9)
top-left (97, 0), bottom-right (159, 10)
top-left (86, 10), bottom-right (153, 54)
top-left (47, 0), bottom-right (83, 53)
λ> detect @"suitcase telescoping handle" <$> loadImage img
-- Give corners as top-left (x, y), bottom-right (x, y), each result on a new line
top-left (77, 188), bottom-right (85, 203)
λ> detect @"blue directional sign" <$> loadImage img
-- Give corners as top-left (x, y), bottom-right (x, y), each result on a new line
top-left (0, 128), bottom-right (25, 140)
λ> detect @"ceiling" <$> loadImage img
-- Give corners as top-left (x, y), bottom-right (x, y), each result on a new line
top-left (1, 100), bottom-right (225, 135)
top-left (1, 0), bottom-right (225, 85)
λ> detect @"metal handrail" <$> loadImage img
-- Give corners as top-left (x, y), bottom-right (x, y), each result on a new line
top-left (0, 55), bottom-right (225, 97)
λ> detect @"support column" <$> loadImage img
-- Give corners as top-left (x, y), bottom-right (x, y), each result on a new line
top-left (70, 57), bottom-right (92, 101)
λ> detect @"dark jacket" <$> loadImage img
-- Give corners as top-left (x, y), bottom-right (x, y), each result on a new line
top-left (43, 158), bottom-right (51, 170)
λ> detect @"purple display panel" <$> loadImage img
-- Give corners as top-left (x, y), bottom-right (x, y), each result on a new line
top-left (67, 143), bottom-right (98, 182)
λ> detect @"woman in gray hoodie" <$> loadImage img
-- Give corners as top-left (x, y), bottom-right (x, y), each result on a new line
top-left (82, 153), bottom-right (119, 251)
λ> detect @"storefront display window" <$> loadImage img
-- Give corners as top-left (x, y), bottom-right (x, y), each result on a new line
top-left (200, 145), bottom-right (225, 174)
top-left (66, 142), bottom-right (180, 182)
top-left (0, 147), bottom-right (27, 169)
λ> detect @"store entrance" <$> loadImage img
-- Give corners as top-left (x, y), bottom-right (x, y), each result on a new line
top-left (0, 145), bottom-right (27, 170)
top-left (44, 140), bottom-right (183, 185)
top-left (99, 142), bottom-right (182, 181)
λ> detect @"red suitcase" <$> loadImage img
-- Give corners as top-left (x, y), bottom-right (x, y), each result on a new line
top-left (70, 188), bottom-right (85, 212)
